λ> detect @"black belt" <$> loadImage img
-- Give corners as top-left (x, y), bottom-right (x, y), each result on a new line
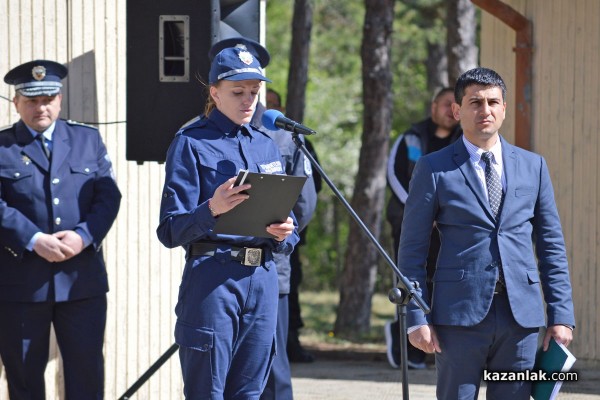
top-left (190, 242), bottom-right (264, 267)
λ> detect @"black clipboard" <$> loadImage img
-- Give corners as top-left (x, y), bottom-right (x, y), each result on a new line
top-left (213, 172), bottom-right (308, 238)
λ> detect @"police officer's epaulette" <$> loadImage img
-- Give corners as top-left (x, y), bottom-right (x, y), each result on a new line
top-left (179, 115), bottom-right (204, 131)
top-left (176, 115), bottom-right (208, 137)
top-left (64, 119), bottom-right (99, 130)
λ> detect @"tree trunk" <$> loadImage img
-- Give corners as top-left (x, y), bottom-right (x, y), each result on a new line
top-left (285, 0), bottom-right (313, 123)
top-left (446, 0), bottom-right (479, 85)
top-left (334, 0), bottom-right (394, 338)
top-left (426, 41), bottom-right (449, 96)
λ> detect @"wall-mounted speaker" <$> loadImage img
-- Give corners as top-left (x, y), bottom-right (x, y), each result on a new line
top-left (126, 0), bottom-right (261, 164)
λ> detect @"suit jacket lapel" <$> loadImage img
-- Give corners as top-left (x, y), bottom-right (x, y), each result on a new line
top-left (16, 121), bottom-right (50, 171)
top-left (50, 120), bottom-right (71, 174)
top-left (452, 139), bottom-right (496, 221)
top-left (498, 136), bottom-right (517, 222)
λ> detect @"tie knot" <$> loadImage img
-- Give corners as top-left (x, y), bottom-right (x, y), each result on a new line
top-left (481, 151), bottom-right (494, 166)
top-left (36, 134), bottom-right (51, 159)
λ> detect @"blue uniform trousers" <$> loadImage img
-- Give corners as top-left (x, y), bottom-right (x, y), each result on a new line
top-left (434, 293), bottom-right (539, 400)
top-left (0, 295), bottom-right (107, 400)
top-left (260, 294), bottom-right (293, 400)
top-left (176, 256), bottom-right (279, 400)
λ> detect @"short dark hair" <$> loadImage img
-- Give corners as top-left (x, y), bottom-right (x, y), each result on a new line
top-left (454, 67), bottom-right (506, 105)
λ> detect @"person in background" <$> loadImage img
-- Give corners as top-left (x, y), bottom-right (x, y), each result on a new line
top-left (252, 86), bottom-right (317, 399)
top-left (266, 88), bottom-right (321, 364)
top-left (384, 87), bottom-right (461, 370)
top-left (156, 38), bottom-right (299, 399)
top-left (398, 67), bottom-right (574, 399)
top-left (0, 60), bottom-right (122, 399)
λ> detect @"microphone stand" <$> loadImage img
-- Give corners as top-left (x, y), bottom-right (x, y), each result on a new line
top-left (291, 132), bottom-right (430, 400)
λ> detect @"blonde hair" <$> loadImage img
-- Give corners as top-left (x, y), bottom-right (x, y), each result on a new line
top-left (204, 85), bottom-right (217, 116)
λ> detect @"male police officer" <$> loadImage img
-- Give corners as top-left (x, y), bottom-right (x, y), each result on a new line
top-left (0, 60), bottom-right (121, 399)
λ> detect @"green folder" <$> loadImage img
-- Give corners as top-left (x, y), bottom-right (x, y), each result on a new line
top-left (532, 338), bottom-right (576, 400)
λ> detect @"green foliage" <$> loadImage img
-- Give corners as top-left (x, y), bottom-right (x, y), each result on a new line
top-left (265, 0), bottom-right (450, 291)
top-left (299, 290), bottom-right (396, 345)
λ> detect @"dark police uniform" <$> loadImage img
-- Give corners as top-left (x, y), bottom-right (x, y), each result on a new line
top-left (157, 39), bottom-right (301, 395)
top-left (0, 60), bottom-right (121, 399)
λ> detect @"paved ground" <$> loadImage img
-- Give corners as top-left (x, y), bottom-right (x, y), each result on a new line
top-left (290, 345), bottom-right (600, 399)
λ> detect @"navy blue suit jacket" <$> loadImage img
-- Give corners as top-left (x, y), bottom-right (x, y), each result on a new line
top-left (398, 136), bottom-right (575, 329)
top-left (0, 119), bottom-right (121, 302)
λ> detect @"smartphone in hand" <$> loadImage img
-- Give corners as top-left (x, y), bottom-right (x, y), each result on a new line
top-left (233, 169), bottom-right (249, 187)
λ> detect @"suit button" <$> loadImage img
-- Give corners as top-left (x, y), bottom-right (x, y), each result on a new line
top-left (55, 217), bottom-right (61, 225)
top-left (84, 167), bottom-right (90, 173)
top-left (14, 172), bottom-right (20, 178)
top-left (52, 178), bottom-right (60, 185)
top-left (53, 198), bottom-right (60, 205)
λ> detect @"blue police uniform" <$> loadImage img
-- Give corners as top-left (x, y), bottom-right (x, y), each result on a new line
top-left (0, 57), bottom-right (121, 400)
top-left (157, 107), bottom-right (300, 399)
top-left (253, 103), bottom-right (317, 400)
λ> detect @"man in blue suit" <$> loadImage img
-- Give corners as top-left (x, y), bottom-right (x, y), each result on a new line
top-left (398, 67), bottom-right (575, 399)
top-left (0, 60), bottom-right (121, 399)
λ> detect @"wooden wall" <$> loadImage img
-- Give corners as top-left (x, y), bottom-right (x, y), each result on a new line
top-left (0, 0), bottom-right (186, 398)
top-left (479, 0), bottom-right (599, 361)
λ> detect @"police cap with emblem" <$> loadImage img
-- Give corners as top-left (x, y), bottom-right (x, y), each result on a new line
top-left (4, 60), bottom-right (68, 97)
top-left (208, 37), bottom-right (271, 85)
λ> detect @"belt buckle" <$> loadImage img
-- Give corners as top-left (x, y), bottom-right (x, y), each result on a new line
top-left (242, 248), bottom-right (262, 266)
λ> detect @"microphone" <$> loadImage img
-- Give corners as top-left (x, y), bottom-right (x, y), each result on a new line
top-left (261, 109), bottom-right (317, 135)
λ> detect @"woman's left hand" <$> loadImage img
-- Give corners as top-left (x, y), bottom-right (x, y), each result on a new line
top-left (266, 217), bottom-right (295, 242)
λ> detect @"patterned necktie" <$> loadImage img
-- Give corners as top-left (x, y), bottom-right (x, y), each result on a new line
top-left (481, 152), bottom-right (506, 288)
top-left (481, 152), bottom-right (503, 219)
top-left (36, 134), bottom-right (50, 159)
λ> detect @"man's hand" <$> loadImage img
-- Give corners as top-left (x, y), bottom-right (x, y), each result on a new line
top-left (33, 233), bottom-right (75, 262)
top-left (543, 325), bottom-right (573, 351)
top-left (54, 230), bottom-right (85, 260)
top-left (408, 324), bottom-right (442, 354)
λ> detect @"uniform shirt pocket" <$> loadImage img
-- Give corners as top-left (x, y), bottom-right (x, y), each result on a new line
top-left (0, 168), bottom-right (34, 200)
top-left (70, 163), bottom-right (99, 176)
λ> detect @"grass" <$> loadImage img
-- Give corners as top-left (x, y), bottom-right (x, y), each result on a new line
top-left (297, 290), bottom-right (398, 349)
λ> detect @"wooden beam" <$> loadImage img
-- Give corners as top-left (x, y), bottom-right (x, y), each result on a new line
top-left (471, 0), bottom-right (533, 150)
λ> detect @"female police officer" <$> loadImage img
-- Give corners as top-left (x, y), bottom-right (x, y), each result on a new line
top-left (156, 39), bottom-right (299, 399)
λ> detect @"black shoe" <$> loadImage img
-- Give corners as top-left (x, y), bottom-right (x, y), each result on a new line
top-left (287, 336), bottom-right (315, 363)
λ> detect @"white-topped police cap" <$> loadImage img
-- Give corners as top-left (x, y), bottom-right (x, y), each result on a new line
top-left (4, 60), bottom-right (68, 97)
top-left (208, 37), bottom-right (271, 85)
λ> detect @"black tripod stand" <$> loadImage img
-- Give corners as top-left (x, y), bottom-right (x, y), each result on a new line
top-left (290, 132), bottom-right (430, 400)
